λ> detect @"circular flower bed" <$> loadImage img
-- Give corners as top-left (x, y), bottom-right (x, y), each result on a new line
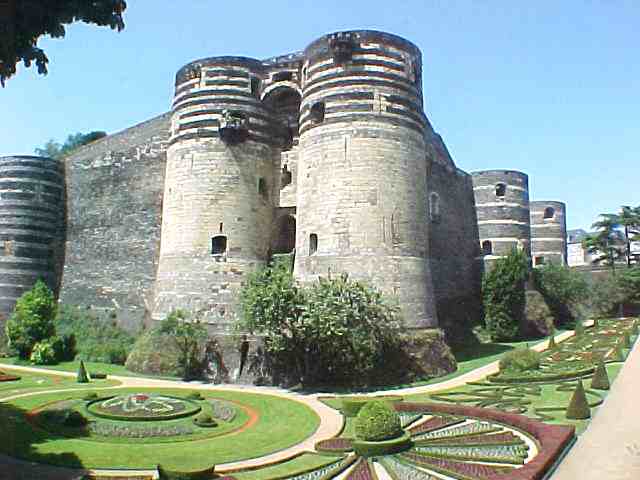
top-left (87, 393), bottom-right (201, 421)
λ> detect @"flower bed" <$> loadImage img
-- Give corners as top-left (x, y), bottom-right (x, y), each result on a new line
top-left (315, 437), bottom-right (354, 453)
top-left (209, 399), bottom-right (236, 422)
top-left (86, 394), bottom-right (201, 421)
top-left (0, 371), bottom-right (21, 382)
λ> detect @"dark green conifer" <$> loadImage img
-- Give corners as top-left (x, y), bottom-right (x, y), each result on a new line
top-left (611, 342), bottom-right (626, 362)
top-left (622, 330), bottom-right (632, 348)
top-left (574, 320), bottom-right (584, 336)
top-left (566, 380), bottom-right (591, 420)
top-left (548, 333), bottom-right (557, 350)
top-left (590, 360), bottom-right (610, 390)
top-left (77, 360), bottom-right (89, 383)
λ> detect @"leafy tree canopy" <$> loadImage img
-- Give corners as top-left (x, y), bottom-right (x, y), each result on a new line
top-left (35, 130), bottom-right (107, 159)
top-left (158, 310), bottom-right (209, 380)
top-left (0, 0), bottom-right (127, 86)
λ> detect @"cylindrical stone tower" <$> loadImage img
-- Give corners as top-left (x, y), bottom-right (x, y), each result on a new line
top-left (295, 30), bottom-right (437, 328)
top-left (530, 201), bottom-right (567, 266)
top-left (0, 156), bottom-right (66, 323)
top-left (471, 170), bottom-right (531, 269)
top-left (152, 57), bottom-right (283, 330)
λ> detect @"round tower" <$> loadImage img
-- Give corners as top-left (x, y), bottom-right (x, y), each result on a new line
top-left (152, 57), bottom-right (283, 330)
top-left (530, 201), bottom-right (567, 266)
top-left (0, 155), bottom-right (66, 323)
top-left (471, 170), bottom-right (531, 268)
top-left (295, 30), bottom-right (437, 328)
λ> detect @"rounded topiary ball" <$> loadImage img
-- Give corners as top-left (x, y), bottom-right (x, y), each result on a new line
top-left (355, 400), bottom-right (402, 442)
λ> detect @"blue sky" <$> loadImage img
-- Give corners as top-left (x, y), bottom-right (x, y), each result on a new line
top-left (1, 1), bottom-right (638, 230)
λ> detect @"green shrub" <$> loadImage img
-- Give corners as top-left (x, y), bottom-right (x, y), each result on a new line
top-left (499, 348), bottom-right (540, 374)
top-left (185, 392), bottom-right (204, 401)
top-left (157, 464), bottom-right (216, 480)
top-left (352, 431), bottom-right (412, 457)
top-left (125, 328), bottom-right (182, 377)
top-left (83, 392), bottom-right (99, 401)
top-left (192, 412), bottom-right (217, 428)
top-left (77, 360), bottom-right (89, 383)
top-left (533, 263), bottom-right (589, 326)
top-left (482, 249), bottom-right (529, 341)
top-left (89, 372), bottom-right (107, 379)
top-left (566, 381), bottom-right (590, 420)
top-left (63, 410), bottom-right (88, 427)
top-left (590, 360), bottom-right (610, 390)
top-left (341, 396), bottom-right (403, 417)
top-left (29, 340), bottom-right (57, 365)
top-left (55, 305), bottom-right (135, 365)
top-left (5, 280), bottom-right (57, 358)
top-left (354, 400), bottom-right (402, 442)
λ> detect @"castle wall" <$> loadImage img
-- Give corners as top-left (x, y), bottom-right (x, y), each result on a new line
top-left (61, 113), bottom-right (170, 330)
top-left (427, 160), bottom-right (482, 341)
top-left (530, 201), bottom-right (567, 266)
top-left (294, 31), bottom-right (437, 328)
top-left (0, 156), bottom-right (66, 325)
top-left (472, 170), bottom-right (531, 269)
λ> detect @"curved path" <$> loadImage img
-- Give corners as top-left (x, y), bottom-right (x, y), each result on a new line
top-left (0, 329), bottom-right (576, 478)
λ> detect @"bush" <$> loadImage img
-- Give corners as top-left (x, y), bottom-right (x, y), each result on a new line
top-left (239, 263), bottom-right (403, 386)
top-left (566, 381), bottom-right (590, 420)
top-left (89, 372), bottom-right (107, 379)
top-left (352, 431), bottom-right (412, 457)
top-left (341, 396), bottom-right (403, 418)
top-left (192, 412), bottom-right (217, 428)
top-left (63, 410), bottom-right (88, 427)
top-left (499, 348), bottom-right (540, 374)
top-left (590, 360), bottom-right (610, 390)
top-left (5, 280), bottom-right (57, 358)
top-left (355, 400), bottom-right (402, 442)
top-left (125, 328), bottom-right (182, 377)
top-left (533, 263), bottom-right (589, 326)
top-left (185, 392), bottom-right (204, 401)
top-left (83, 392), bottom-right (99, 401)
top-left (157, 464), bottom-right (216, 480)
top-left (30, 340), bottom-right (58, 365)
top-left (482, 249), bottom-right (529, 341)
top-left (55, 305), bottom-right (135, 365)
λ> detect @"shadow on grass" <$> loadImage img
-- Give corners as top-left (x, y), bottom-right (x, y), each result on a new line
top-left (0, 401), bottom-right (89, 480)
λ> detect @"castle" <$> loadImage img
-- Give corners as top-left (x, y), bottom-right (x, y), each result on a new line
top-left (0, 30), bottom-right (568, 341)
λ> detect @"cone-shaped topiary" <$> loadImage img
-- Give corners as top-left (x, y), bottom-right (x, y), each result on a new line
top-left (77, 360), bottom-right (89, 383)
top-left (574, 320), bottom-right (584, 336)
top-left (611, 342), bottom-right (626, 362)
top-left (566, 380), bottom-right (591, 420)
top-left (632, 321), bottom-right (639, 336)
top-left (548, 333), bottom-right (557, 350)
top-left (590, 360), bottom-right (610, 390)
top-left (355, 400), bottom-right (402, 441)
top-left (622, 331), bottom-right (632, 348)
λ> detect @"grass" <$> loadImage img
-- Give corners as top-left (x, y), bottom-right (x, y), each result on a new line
top-left (231, 453), bottom-right (341, 479)
top-left (0, 387), bottom-right (320, 470)
top-left (0, 357), bottom-right (178, 380)
top-left (0, 368), bottom-right (119, 399)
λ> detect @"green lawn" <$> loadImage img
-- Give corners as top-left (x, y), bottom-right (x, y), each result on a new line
top-left (0, 387), bottom-right (320, 470)
top-left (0, 368), bottom-right (119, 399)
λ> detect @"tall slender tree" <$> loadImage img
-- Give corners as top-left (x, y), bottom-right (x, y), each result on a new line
top-left (583, 214), bottom-right (624, 272)
top-left (617, 206), bottom-right (640, 267)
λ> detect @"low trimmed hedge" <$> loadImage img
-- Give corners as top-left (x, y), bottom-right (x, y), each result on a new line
top-left (86, 396), bottom-right (202, 422)
top-left (193, 412), bottom-right (217, 428)
top-left (352, 430), bottom-right (412, 457)
top-left (89, 372), bottom-right (108, 379)
top-left (157, 464), bottom-right (216, 480)
top-left (0, 372), bottom-right (20, 382)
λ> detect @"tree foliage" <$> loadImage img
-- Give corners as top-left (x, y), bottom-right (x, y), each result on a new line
top-left (355, 401), bottom-right (402, 441)
top-left (4, 280), bottom-right (57, 358)
top-left (533, 263), bottom-right (589, 326)
top-left (239, 262), bottom-right (403, 386)
top-left (158, 310), bottom-right (209, 381)
top-left (0, 0), bottom-right (127, 86)
top-left (482, 249), bottom-right (529, 341)
top-left (35, 131), bottom-right (107, 159)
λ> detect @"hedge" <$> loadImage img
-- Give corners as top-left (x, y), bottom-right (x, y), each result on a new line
top-left (340, 395), bottom-right (403, 417)
top-left (352, 430), bottom-right (413, 457)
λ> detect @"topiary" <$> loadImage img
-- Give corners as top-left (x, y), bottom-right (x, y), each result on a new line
top-left (566, 380), bottom-right (591, 420)
top-left (186, 391), bottom-right (204, 401)
top-left (548, 333), bottom-right (557, 350)
top-left (83, 392), bottom-right (99, 401)
top-left (63, 410), bottom-right (88, 427)
top-left (499, 348), bottom-right (540, 374)
top-left (622, 330), bottom-right (632, 348)
top-left (574, 320), bottom-right (585, 336)
top-left (590, 360), bottom-right (610, 390)
top-left (193, 412), bottom-right (217, 428)
top-left (77, 360), bottom-right (89, 383)
top-left (355, 400), bottom-right (402, 442)
top-left (611, 342), bottom-right (626, 362)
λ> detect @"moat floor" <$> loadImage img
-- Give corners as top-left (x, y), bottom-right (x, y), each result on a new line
top-left (552, 334), bottom-right (640, 480)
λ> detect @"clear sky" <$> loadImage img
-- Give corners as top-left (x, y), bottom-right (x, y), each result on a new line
top-left (1, 1), bottom-right (638, 230)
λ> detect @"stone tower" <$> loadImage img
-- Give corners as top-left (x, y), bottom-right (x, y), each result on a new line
top-left (471, 170), bottom-right (531, 268)
top-left (294, 31), bottom-right (437, 328)
top-left (152, 57), bottom-right (285, 330)
top-left (0, 156), bottom-right (66, 324)
top-left (530, 201), bottom-right (567, 266)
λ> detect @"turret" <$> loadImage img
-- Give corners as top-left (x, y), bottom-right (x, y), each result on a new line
top-left (530, 201), bottom-right (567, 266)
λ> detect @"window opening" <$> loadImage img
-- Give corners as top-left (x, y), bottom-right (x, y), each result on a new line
top-left (219, 223), bottom-right (223, 233)
top-left (258, 178), bottom-right (268, 200)
top-left (309, 102), bottom-right (325, 124)
top-left (482, 240), bottom-right (493, 256)
top-left (429, 192), bottom-right (441, 222)
top-left (211, 236), bottom-right (227, 255)
top-left (543, 207), bottom-right (555, 219)
top-left (309, 233), bottom-right (318, 255)
top-left (273, 72), bottom-right (293, 82)
top-left (535, 256), bottom-right (545, 266)
top-left (495, 183), bottom-right (506, 197)
top-left (281, 165), bottom-right (292, 189)
top-left (250, 77), bottom-right (261, 97)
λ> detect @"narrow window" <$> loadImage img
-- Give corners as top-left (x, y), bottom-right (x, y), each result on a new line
top-left (495, 183), bottom-right (506, 197)
top-left (535, 256), bottom-right (545, 266)
top-left (258, 177), bottom-right (268, 200)
top-left (309, 233), bottom-right (318, 255)
top-left (482, 240), bottom-right (493, 256)
top-left (543, 207), bottom-right (555, 219)
top-left (281, 165), bottom-right (292, 189)
top-left (211, 235), bottom-right (227, 255)
top-left (429, 192), bottom-right (441, 222)
top-left (273, 71), bottom-right (293, 82)
top-left (250, 77), bottom-right (260, 97)
top-left (309, 102), bottom-right (325, 124)
top-left (219, 222), bottom-right (223, 233)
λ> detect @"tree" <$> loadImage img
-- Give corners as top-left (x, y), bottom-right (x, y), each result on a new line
top-left (4, 280), bottom-right (57, 358)
top-left (583, 214), bottom-right (625, 271)
top-left (482, 249), bottom-right (529, 341)
top-left (617, 206), bottom-right (640, 267)
top-left (35, 131), bottom-right (107, 159)
top-left (239, 262), bottom-right (403, 386)
top-left (533, 263), bottom-right (589, 326)
top-left (158, 310), bottom-right (209, 381)
top-left (0, 1), bottom-right (127, 86)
